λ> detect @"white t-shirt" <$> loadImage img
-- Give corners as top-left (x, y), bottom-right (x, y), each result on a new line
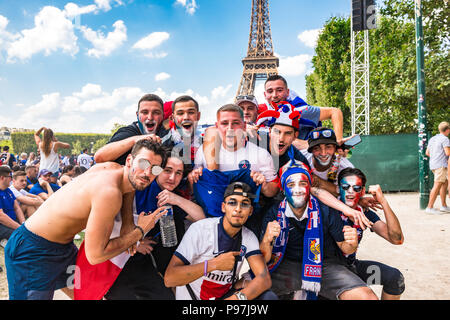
top-left (77, 153), bottom-right (92, 169)
top-left (301, 150), bottom-right (354, 184)
top-left (194, 141), bottom-right (277, 182)
top-left (8, 185), bottom-right (31, 199)
top-left (173, 217), bottom-right (261, 300)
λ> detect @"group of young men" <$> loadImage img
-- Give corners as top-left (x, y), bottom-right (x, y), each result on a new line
top-left (2, 75), bottom-right (405, 301)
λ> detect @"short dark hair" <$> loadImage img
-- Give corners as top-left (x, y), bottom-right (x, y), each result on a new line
top-left (130, 139), bottom-right (168, 168)
top-left (338, 167), bottom-right (367, 187)
top-left (172, 95), bottom-right (199, 113)
top-left (3, 146), bottom-right (9, 151)
top-left (265, 74), bottom-right (288, 89)
top-left (216, 104), bottom-right (244, 120)
top-left (137, 94), bottom-right (164, 112)
top-left (0, 165), bottom-right (12, 176)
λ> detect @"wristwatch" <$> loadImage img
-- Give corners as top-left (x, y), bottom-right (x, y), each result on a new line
top-left (234, 291), bottom-right (247, 300)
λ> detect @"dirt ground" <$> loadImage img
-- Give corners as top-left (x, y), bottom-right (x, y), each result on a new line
top-left (0, 192), bottom-right (449, 300)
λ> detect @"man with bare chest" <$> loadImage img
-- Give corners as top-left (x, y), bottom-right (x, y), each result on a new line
top-left (4, 139), bottom-right (167, 300)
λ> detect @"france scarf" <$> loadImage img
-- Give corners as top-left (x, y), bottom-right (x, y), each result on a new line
top-left (267, 196), bottom-right (323, 298)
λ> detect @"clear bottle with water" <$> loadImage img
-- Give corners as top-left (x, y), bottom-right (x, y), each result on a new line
top-left (159, 205), bottom-right (178, 247)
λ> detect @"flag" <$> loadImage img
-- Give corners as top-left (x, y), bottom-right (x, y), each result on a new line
top-left (74, 213), bottom-right (134, 300)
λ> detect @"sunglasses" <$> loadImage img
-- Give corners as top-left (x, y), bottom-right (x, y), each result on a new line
top-left (340, 183), bottom-right (363, 193)
top-left (225, 199), bottom-right (252, 209)
top-left (309, 129), bottom-right (333, 140)
top-left (137, 158), bottom-right (163, 176)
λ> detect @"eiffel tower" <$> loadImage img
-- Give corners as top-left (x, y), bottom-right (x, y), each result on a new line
top-left (236, 0), bottom-right (279, 98)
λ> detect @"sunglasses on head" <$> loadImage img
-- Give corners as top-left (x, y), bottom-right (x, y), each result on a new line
top-left (225, 199), bottom-right (252, 209)
top-left (137, 158), bottom-right (163, 176)
top-left (309, 129), bottom-right (333, 140)
top-left (236, 95), bottom-right (255, 101)
top-left (340, 183), bottom-right (363, 192)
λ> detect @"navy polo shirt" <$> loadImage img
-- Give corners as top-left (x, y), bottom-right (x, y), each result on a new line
top-left (260, 199), bottom-right (346, 263)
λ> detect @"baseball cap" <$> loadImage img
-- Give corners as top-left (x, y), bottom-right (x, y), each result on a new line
top-left (236, 95), bottom-right (258, 109)
top-left (38, 169), bottom-right (52, 177)
top-left (307, 127), bottom-right (338, 153)
top-left (223, 182), bottom-right (255, 200)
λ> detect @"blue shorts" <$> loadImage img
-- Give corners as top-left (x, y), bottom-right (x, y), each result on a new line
top-left (5, 224), bottom-right (78, 300)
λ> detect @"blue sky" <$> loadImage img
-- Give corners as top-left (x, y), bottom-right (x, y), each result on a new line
top-left (0, 0), bottom-right (351, 133)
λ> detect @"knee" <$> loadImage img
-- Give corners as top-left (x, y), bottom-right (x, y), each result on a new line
top-left (339, 286), bottom-right (378, 300)
top-left (384, 269), bottom-right (405, 295)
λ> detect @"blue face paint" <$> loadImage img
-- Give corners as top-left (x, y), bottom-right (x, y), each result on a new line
top-left (284, 173), bottom-right (309, 208)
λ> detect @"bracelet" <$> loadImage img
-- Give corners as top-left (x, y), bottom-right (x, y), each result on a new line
top-left (134, 225), bottom-right (145, 241)
top-left (204, 260), bottom-right (208, 277)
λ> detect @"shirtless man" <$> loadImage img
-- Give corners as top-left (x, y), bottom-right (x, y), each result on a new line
top-left (4, 139), bottom-right (168, 300)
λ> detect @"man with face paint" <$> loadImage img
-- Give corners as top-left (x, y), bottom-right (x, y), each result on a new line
top-left (336, 167), bottom-right (405, 300)
top-left (301, 127), bottom-right (354, 196)
top-left (5, 139), bottom-right (168, 300)
top-left (259, 160), bottom-right (376, 300)
top-left (94, 93), bottom-right (169, 166)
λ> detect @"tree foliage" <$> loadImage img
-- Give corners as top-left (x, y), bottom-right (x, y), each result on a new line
top-left (306, 0), bottom-right (449, 135)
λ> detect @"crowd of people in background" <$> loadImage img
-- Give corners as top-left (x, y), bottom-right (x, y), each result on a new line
top-left (0, 131), bottom-right (95, 246)
top-left (0, 74), bottom-right (447, 301)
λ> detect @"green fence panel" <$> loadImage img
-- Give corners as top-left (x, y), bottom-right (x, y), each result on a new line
top-left (349, 133), bottom-right (424, 192)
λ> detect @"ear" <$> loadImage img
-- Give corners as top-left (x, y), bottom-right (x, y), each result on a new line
top-left (361, 187), bottom-right (366, 196)
top-left (125, 154), bottom-right (133, 169)
top-left (221, 202), bottom-right (226, 213)
top-left (248, 206), bottom-right (253, 217)
top-left (196, 112), bottom-right (201, 121)
top-left (169, 114), bottom-right (174, 121)
top-left (294, 130), bottom-right (299, 138)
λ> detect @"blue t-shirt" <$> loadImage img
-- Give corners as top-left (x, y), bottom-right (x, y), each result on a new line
top-left (29, 183), bottom-right (60, 195)
top-left (0, 188), bottom-right (17, 221)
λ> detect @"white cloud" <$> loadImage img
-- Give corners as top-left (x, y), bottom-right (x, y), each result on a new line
top-left (211, 84), bottom-right (232, 100)
top-left (94, 0), bottom-right (124, 12)
top-left (63, 3), bottom-right (98, 19)
top-left (73, 83), bottom-right (103, 100)
top-left (132, 32), bottom-right (170, 51)
top-left (175, 0), bottom-right (198, 15)
top-left (155, 72), bottom-right (171, 81)
top-left (6, 6), bottom-right (78, 63)
top-left (297, 28), bottom-right (322, 48)
top-left (80, 20), bottom-right (127, 58)
top-left (277, 53), bottom-right (312, 77)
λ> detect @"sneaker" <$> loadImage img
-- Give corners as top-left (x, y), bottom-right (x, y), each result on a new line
top-left (74, 234), bottom-right (81, 240)
top-left (439, 206), bottom-right (450, 213)
top-left (425, 207), bottom-right (442, 215)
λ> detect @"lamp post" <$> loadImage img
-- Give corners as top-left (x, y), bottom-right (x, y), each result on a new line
top-left (415, 0), bottom-right (429, 209)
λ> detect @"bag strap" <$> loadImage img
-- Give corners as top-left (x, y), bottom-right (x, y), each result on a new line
top-left (185, 283), bottom-right (198, 300)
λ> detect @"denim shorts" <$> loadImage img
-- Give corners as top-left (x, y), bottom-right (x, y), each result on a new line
top-left (5, 224), bottom-right (78, 300)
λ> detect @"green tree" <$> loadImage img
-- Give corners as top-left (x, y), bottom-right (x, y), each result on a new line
top-left (306, 4), bottom-right (449, 135)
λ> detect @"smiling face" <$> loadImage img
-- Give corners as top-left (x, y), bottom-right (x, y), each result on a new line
top-left (284, 173), bottom-right (310, 209)
top-left (270, 124), bottom-right (298, 156)
top-left (216, 111), bottom-right (246, 150)
top-left (264, 79), bottom-right (289, 105)
top-left (311, 143), bottom-right (336, 167)
top-left (156, 157), bottom-right (184, 191)
top-left (13, 175), bottom-right (28, 190)
top-left (339, 175), bottom-right (365, 208)
top-left (137, 100), bottom-right (164, 134)
top-left (172, 100), bottom-right (200, 138)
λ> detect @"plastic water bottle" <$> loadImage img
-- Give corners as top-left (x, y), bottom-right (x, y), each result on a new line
top-left (159, 205), bottom-right (178, 247)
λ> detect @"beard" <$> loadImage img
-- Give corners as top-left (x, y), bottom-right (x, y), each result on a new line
top-left (128, 169), bottom-right (152, 191)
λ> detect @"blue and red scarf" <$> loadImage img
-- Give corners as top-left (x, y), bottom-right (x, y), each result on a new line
top-left (267, 196), bottom-right (323, 298)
